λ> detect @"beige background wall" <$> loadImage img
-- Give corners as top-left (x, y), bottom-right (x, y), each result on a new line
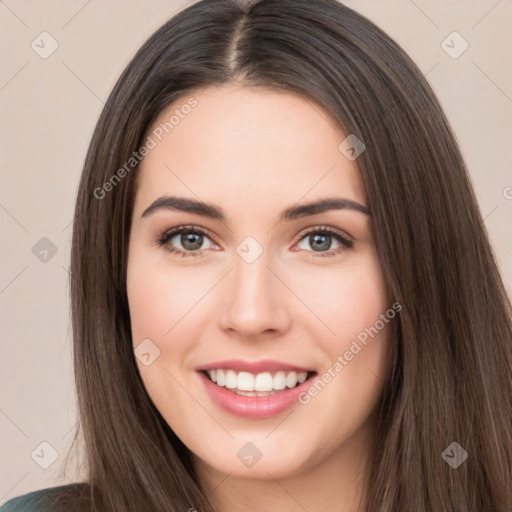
top-left (1, 0), bottom-right (511, 503)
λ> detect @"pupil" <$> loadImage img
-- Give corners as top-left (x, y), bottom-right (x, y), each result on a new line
top-left (310, 234), bottom-right (331, 251)
top-left (182, 232), bottom-right (203, 250)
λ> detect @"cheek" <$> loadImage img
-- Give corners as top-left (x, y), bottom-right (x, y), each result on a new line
top-left (127, 254), bottom-right (208, 344)
top-left (291, 249), bottom-right (392, 406)
top-left (320, 255), bottom-right (393, 417)
top-left (292, 250), bottom-right (389, 343)
top-left (127, 255), bottom-right (204, 416)
top-left (127, 272), bottom-right (172, 344)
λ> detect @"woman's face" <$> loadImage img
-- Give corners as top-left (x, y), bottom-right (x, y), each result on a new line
top-left (127, 85), bottom-right (394, 482)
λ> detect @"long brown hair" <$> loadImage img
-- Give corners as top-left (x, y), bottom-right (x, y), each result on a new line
top-left (68, 0), bottom-right (512, 510)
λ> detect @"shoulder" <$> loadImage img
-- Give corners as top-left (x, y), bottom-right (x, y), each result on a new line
top-left (1, 483), bottom-right (90, 512)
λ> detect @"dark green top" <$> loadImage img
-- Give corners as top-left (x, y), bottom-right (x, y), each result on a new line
top-left (1, 484), bottom-right (90, 512)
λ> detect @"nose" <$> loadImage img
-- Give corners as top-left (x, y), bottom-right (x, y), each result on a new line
top-left (218, 251), bottom-right (292, 340)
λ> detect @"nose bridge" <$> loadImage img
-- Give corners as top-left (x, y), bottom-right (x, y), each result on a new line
top-left (233, 251), bottom-right (272, 302)
top-left (219, 248), bottom-right (290, 337)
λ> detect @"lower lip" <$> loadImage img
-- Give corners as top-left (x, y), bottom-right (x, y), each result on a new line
top-left (198, 371), bottom-right (315, 419)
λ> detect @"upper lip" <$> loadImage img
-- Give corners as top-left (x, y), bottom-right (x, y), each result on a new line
top-left (196, 359), bottom-right (315, 374)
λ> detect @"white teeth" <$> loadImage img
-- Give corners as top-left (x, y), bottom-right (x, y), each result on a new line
top-left (286, 371), bottom-right (297, 388)
top-left (254, 372), bottom-right (274, 392)
top-left (297, 372), bottom-right (307, 384)
top-left (225, 370), bottom-right (237, 389)
top-left (216, 370), bottom-right (225, 387)
top-left (238, 371), bottom-right (254, 391)
top-left (205, 369), bottom-right (309, 392)
top-left (273, 371), bottom-right (287, 390)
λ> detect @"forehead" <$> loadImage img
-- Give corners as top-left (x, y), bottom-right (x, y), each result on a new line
top-left (133, 85), bottom-right (366, 218)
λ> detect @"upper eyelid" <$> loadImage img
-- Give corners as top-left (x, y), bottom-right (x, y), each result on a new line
top-left (296, 224), bottom-right (352, 242)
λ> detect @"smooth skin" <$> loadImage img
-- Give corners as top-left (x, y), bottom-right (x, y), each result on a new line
top-left (127, 85), bottom-right (394, 512)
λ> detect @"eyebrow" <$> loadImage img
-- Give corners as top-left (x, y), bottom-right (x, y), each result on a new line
top-left (141, 195), bottom-right (370, 221)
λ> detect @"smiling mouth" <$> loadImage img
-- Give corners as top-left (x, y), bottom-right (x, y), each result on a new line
top-left (201, 369), bottom-right (317, 397)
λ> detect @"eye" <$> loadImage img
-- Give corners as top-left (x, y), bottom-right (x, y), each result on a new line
top-left (155, 224), bottom-right (353, 258)
top-left (294, 225), bottom-right (353, 257)
top-left (155, 225), bottom-right (218, 257)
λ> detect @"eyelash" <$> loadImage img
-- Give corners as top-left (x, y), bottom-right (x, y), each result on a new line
top-left (154, 224), bottom-right (353, 258)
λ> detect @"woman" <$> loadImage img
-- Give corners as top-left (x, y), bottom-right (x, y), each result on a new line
top-left (3, 0), bottom-right (511, 510)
